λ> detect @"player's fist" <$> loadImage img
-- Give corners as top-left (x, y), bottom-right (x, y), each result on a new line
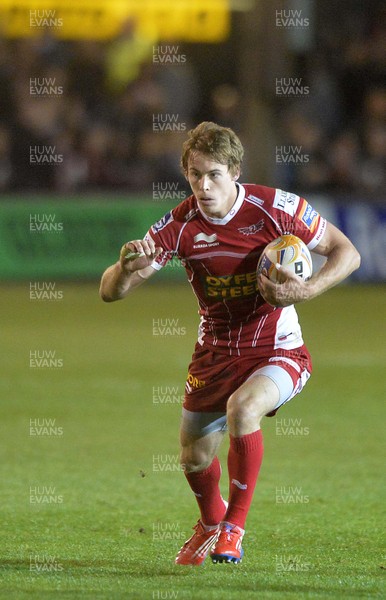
top-left (258, 265), bottom-right (310, 306)
top-left (119, 239), bottom-right (162, 272)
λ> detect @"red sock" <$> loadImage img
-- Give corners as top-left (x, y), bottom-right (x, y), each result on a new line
top-left (225, 429), bottom-right (264, 529)
top-left (184, 456), bottom-right (226, 526)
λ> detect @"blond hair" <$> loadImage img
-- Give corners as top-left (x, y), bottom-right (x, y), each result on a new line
top-left (181, 121), bottom-right (244, 176)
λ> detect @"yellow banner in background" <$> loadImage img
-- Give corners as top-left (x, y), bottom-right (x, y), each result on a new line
top-left (0, 0), bottom-right (230, 42)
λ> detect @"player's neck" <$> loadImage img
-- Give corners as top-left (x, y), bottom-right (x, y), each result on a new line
top-left (212, 183), bottom-right (239, 219)
top-left (222, 183), bottom-right (239, 217)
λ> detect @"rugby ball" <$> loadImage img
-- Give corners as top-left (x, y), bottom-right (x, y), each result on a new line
top-left (257, 234), bottom-right (312, 283)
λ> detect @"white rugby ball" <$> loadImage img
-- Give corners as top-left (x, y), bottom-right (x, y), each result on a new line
top-left (257, 234), bottom-right (312, 283)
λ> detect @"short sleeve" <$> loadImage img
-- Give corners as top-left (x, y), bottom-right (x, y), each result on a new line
top-left (145, 210), bottom-right (177, 270)
top-left (271, 189), bottom-right (327, 249)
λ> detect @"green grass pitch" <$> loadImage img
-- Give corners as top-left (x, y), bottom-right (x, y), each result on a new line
top-left (1, 282), bottom-right (385, 599)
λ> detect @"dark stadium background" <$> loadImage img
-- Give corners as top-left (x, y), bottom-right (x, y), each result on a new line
top-left (0, 0), bottom-right (385, 283)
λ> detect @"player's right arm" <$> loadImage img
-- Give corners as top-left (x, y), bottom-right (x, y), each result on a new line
top-left (99, 238), bottom-right (162, 302)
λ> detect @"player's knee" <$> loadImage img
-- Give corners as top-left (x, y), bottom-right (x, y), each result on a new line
top-left (227, 389), bottom-right (266, 426)
top-left (180, 447), bottom-right (213, 473)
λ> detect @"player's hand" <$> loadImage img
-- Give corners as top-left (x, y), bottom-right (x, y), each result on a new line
top-left (258, 266), bottom-right (310, 307)
top-left (119, 239), bottom-right (162, 273)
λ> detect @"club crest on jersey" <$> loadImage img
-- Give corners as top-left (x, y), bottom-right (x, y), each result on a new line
top-left (273, 189), bottom-right (300, 216)
top-left (152, 211), bottom-right (173, 233)
top-left (238, 220), bottom-right (264, 236)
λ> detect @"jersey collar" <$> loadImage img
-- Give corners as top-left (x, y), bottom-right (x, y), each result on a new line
top-left (196, 183), bottom-right (245, 225)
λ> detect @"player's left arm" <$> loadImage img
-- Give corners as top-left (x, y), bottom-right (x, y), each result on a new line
top-left (258, 221), bottom-right (361, 307)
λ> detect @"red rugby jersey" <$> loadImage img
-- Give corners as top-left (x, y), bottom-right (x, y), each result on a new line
top-left (146, 183), bottom-right (326, 356)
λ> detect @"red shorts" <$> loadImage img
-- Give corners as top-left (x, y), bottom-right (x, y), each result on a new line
top-left (184, 343), bottom-right (312, 414)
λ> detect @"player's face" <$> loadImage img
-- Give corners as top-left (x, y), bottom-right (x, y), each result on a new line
top-left (186, 152), bottom-right (239, 219)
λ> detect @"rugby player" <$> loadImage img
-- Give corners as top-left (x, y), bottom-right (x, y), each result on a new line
top-left (100, 122), bottom-right (360, 565)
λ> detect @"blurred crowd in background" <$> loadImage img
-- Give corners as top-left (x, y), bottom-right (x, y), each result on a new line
top-left (272, 1), bottom-right (386, 200)
top-left (0, 2), bottom-right (385, 200)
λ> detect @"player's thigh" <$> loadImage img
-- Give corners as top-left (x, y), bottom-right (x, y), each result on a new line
top-left (227, 374), bottom-right (281, 422)
top-left (228, 360), bottom-right (298, 417)
top-left (179, 410), bottom-right (226, 472)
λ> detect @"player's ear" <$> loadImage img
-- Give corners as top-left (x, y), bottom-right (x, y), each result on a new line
top-left (232, 168), bottom-right (240, 181)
